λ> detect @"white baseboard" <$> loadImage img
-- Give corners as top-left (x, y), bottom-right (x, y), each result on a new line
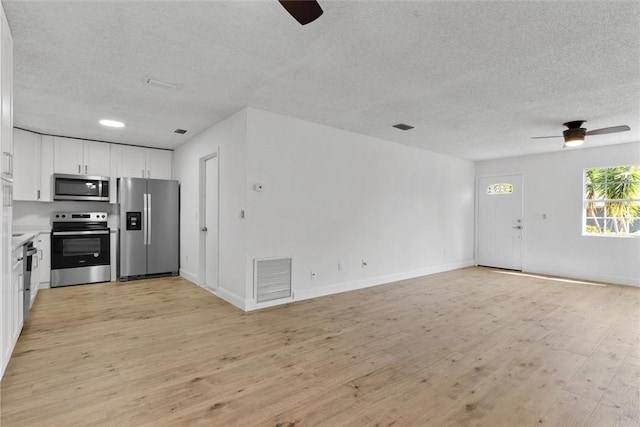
top-left (213, 287), bottom-right (247, 310)
top-left (180, 269), bottom-right (247, 310)
top-left (244, 259), bottom-right (475, 311)
top-left (179, 268), bottom-right (199, 285)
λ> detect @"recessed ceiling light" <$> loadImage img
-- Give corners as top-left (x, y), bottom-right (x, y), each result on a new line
top-left (393, 123), bottom-right (414, 131)
top-left (99, 119), bottom-right (125, 128)
top-left (147, 77), bottom-right (182, 89)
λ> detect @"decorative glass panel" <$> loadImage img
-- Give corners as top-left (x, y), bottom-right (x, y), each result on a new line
top-left (486, 183), bottom-right (513, 195)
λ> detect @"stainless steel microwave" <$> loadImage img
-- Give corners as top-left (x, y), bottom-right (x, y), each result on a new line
top-left (53, 174), bottom-right (110, 202)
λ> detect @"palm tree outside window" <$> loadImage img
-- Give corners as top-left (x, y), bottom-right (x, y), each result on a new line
top-left (584, 165), bottom-right (640, 236)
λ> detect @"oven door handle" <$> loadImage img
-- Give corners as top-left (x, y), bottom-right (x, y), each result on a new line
top-left (52, 230), bottom-right (110, 236)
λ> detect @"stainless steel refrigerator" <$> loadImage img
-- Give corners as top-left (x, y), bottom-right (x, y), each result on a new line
top-left (118, 177), bottom-right (179, 281)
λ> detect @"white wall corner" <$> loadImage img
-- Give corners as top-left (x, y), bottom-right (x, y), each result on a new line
top-left (214, 286), bottom-right (248, 311)
top-left (179, 268), bottom-right (199, 285)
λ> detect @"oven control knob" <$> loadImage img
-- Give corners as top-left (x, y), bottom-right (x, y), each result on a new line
top-left (102, 215), bottom-right (106, 218)
top-left (62, 214), bottom-right (66, 218)
top-left (55, 214), bottom-right (59, 218)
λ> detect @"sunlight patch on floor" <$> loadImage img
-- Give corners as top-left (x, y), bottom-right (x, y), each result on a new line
top-left (490, 269), bottom-right (608, 287)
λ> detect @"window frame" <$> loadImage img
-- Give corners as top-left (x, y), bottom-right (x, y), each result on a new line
top-left (582, 164), bottom-right (640, 238)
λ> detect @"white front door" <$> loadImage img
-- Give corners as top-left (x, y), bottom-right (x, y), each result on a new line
top-left (204, 155), bottom-right (219, 290)
top-left (477, 174), bottom-right (523, 270)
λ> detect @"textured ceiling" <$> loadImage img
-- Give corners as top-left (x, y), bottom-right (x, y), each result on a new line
top-left (3, 0), bottom-right (640, 160)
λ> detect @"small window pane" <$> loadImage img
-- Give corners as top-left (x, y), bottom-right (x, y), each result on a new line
top-left (585, 218), bottom-right (605, 234)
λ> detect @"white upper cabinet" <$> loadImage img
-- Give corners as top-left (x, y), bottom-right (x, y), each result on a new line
top-left (53, 137), bottom-right (111, 177)
top-left (53, 137), bottom-right (84, 175)
top-left (146, 148), bottom-right (172, 179)
top-left (116, 144), bottom-right (146, 178)
top-left (13, 128), bottom-right (41, 201)
top-left (83, 140), bottom-right (111, 177)
top-left (116, 145), bottom-right (172, 180)
top-left (0, 8), bottom-right (12, 183)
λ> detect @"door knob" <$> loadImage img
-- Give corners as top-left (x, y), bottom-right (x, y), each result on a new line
top-left (201, 227), bottom-right (208, 232)
top-left (512, 225), bottom-right (522, 229)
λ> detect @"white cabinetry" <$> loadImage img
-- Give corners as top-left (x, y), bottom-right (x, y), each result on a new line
top-left (0, 2), bottom-right (14, 379)
top-left (116, 145), bottom-right (172, 179)
top-left (116, 144), bottom-right (146, 178)
top-left (53, 137), bottom-right (111, 177)
top-left (13, 128), bottom-right (41, 201)
top-left (36, 232), bottom-right (50, 290)
top-left (2, 244), bottom-right (21, 377)
top-left (0, 182), bottom-right (12, 375)
top-left (0, 6), bottom-right (12, 184)
top-left (30, 240), bottom-right (39, 307)
top-left (11, 246), bottom-right (23, 345)
top-left (14, 130), bottom-right (53, 202)
top-left (146, 148), bottom-right (172, 179)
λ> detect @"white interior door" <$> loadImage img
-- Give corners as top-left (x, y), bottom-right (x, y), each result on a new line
top-left (477, 174), bottom-right (523, 270)
top-left (204, 155), bottom-right (219, 290)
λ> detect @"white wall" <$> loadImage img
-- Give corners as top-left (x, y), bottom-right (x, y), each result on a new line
top-left (476, 142), bottom-right (640, 286)
top-left (173, 108), bottom-right (247, 307)
top-left (244, 108), bottom-right (475, 307)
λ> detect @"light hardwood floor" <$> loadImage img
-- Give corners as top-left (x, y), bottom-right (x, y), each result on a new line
top-left (1, 267), bottom-right (638, 426)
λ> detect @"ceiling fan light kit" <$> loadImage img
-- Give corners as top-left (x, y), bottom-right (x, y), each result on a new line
top-left (532, 120), bottom-right (630, 148)
top-left (562, 122), bottom-right (586, 147)
top-left (278, 0), bottom-right (323, 25)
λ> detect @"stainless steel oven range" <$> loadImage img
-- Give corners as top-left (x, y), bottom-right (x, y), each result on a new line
top-left (51, 212), bottom-right (111, 287)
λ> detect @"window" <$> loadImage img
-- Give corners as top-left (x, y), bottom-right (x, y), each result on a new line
top-left (584, 165), bottom-right (640, 236)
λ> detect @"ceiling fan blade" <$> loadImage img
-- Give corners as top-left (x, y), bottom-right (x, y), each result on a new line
top-left (585, 125), bottom-right (631, 136)
top-left (531, 135), bottom-right (562, 139)
top-left (278, 0), bottom-right (323, 25)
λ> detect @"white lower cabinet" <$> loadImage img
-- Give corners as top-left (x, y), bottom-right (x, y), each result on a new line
top-left (36, 232), bottom-right (50, 290)
top-left (2, 245), bottom-right (23, 372)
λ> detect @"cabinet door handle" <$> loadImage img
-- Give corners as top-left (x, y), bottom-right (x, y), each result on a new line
top-left (78, 164), bottom-right (81, 173)
top-left (37, 189), bottom-right (41, 200)
top-left (39, 249), bottom-right (43, 261)
top-left (2, 152), bottom-right (12, 176)
top-left (85, 165), bottom-right (88, 174)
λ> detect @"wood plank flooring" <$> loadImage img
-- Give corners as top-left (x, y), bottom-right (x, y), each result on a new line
top-left (1, 267), bottom-right (638, 426)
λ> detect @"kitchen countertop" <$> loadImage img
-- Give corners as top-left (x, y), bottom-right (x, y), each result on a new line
top-left (11, 228), bottom-right (51, 250)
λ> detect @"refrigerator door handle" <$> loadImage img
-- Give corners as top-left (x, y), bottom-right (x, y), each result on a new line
top-left (143, 192), bottom-right (148, 246)
top-left (147, 193), bottom-right (151, 245)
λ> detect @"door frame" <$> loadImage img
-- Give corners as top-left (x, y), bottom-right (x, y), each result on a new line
top-left (198, 151), bottom-right (219, 289)
top-left (475, 172), bottom-right (525, 270)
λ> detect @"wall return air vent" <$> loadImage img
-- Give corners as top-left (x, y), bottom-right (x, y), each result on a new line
top-left (254, 257), bottom-right (292, 303)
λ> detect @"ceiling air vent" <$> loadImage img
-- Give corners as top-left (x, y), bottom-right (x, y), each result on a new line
top-left (146, 77), bottom-right (182, 89)
top-left (393, 123), bottom-right (414, 131)
top-left (254, 257), bottom-right (292, 303)
top-left (174, 129), bottom-right (187, 134)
